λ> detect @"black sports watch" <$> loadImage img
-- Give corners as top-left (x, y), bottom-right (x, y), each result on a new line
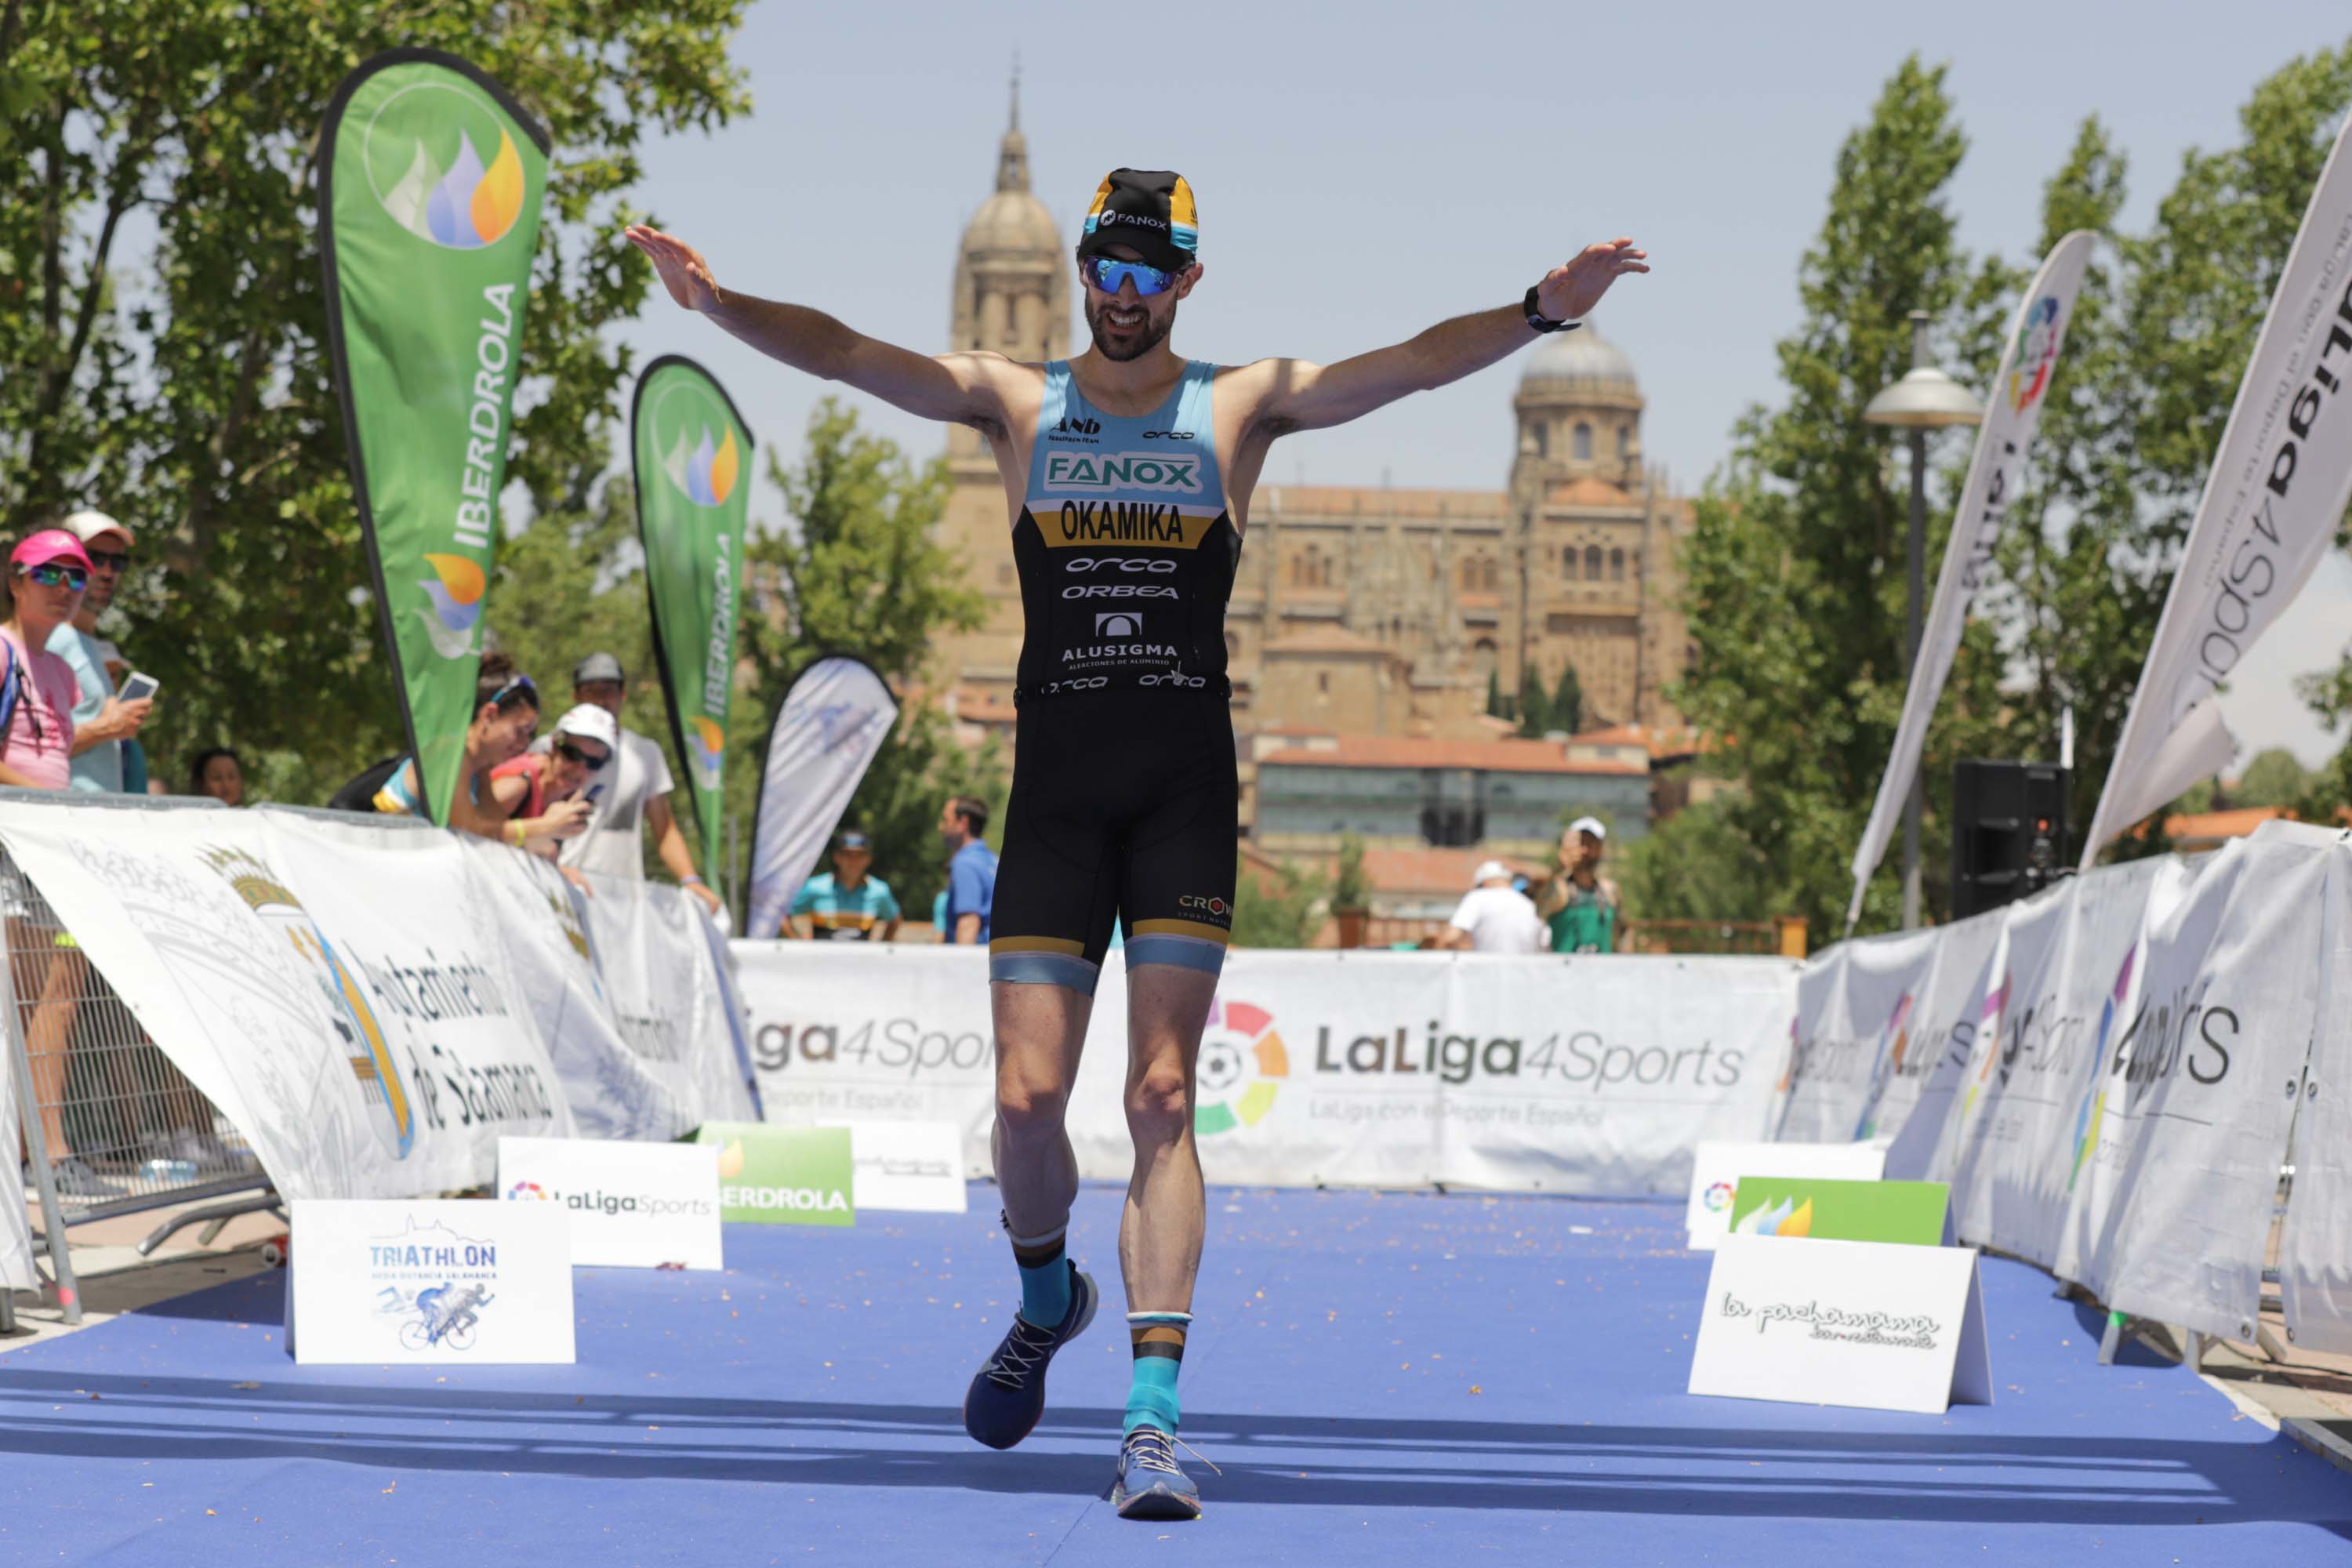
top-left (1524, 285), bottom-right (1581, 335)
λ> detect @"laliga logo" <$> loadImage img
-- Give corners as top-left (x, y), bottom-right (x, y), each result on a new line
top-left (506, 1180), bottom-right (548, 1200)
top-left (365, 83), bottom-right (526, 250)
top-left (688, 716), bottom-right (725, 789)
top-left (1193, 996), bottom-right (1287, 1137)
top-left (1701, 1180), bottom-right (1736, 1213)
top-left (2009, 296), bottom-right (2062, 412)
top-left (419, 552), bottom-right (485, 660)
top-left (662, 423), bottom-right (740, 508)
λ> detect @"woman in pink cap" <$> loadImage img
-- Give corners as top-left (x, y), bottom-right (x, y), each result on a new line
top-left (1, 528), bottom-right (114, 1195)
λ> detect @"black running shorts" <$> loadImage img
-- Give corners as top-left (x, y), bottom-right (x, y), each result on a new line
top-left (987, 688), bottom-right (1238, 994)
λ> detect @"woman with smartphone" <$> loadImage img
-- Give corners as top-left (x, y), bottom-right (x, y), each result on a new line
top-left (486, 702), bottom-right (612, 866)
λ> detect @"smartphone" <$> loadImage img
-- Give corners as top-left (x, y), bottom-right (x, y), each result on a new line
top-left (583, 782), bottom-right (607, 805)
top-left (118, 672), bottom-right (159, 703)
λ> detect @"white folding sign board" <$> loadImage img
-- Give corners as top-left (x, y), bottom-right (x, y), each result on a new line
top-left (288, 1199), bottom-right (575, 1365)
top-left (823, 1120), bottom-right (969, 1213)
top-left (498, 1135), bottom-right (724, 1269)
top-left (1688, 1235), bottom-right (1992, 1414)
top-left (1684, 1140), bottom-right (1885, 1250)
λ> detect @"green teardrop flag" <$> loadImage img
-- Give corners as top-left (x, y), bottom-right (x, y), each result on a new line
top-left (631, 357), bottom-right (753, 875)
top-left (319, 49), bottom-right (549, 824)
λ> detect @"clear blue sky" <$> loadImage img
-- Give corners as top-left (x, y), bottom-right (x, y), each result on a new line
top-left (611, 0), bottom-right (2352, 768)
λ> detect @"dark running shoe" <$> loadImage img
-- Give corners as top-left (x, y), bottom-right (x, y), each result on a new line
top-left (961, 1262), bottom-right (1097, 1450)
top-left (1112, 1425), bottom-right (1203, 1520)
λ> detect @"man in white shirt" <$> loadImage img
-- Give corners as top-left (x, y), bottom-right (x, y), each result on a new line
top-left (554, 652), bottom-right (723, 918)
top-left (1436, 860), bottom-right (1547, 955)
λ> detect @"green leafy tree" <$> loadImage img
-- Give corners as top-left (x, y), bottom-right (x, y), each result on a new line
top-left (737, 399), bottom-right (994, 917)
top-left (1515, 671), bottom-right (1552, 738)
top-left (0, 2), bottom-right (750, 803)
top-left (1674, 57), bottom-right (2015, 941)
top-left (1230, 857), bottom-right (1328, 949)
top-left (2233, 746), bottom-right (2310, 809)
top-left (1552, 660), bottom-right (1584, 737)
top-left (1484, 667), bottom-right (1504, 720)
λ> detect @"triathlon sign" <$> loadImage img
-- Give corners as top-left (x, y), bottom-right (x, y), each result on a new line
top-left (287, 1198), bottom-right (575, 1365)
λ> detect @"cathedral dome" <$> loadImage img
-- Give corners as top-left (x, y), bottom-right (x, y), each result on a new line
top-left (964, 182), bottom-right (1061, 257)
top-left (1519, 318), bottom-right (1639, 397)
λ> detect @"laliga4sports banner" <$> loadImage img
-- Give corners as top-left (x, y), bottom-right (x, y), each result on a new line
top-left (319, 49), bottom-right (549, 825)
top-left (1847, 230), bottom-right (2094, 931)
top-left (745, 655), bottom-right (898, 940)
top-left (2083, 114), bottom-right (2352, 863)
top-left (632, 355), bottom-right (753, 877)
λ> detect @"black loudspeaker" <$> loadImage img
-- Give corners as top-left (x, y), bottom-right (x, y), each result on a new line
top-left (1951, 760), bottom-right (2070, 919)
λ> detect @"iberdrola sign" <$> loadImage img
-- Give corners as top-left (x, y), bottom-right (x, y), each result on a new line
top-left (631, 357), bottom-right (753, 877)
top-left (319, 49), bottom-right (550, 824)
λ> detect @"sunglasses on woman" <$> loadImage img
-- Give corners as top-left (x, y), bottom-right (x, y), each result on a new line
top-left (553, 739), bottom-right (611, 769)
top-left (1081, 255), bottom-right (1179, 298)
top-left (21, 564), bottom-right (88, 591)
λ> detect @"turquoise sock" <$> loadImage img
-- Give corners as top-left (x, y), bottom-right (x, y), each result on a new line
top-left (1011, 1225), bottom-right (1072, 1327)
top-left (1125, 1312), bottom-right (1191, 1436)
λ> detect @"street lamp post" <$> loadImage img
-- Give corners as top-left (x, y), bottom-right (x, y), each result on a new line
top-left (1863, 310), bottom-right (1984, 931)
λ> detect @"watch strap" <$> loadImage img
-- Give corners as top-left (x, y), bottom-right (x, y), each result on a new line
top-left (1524, 285), bottom-right (1582, 335)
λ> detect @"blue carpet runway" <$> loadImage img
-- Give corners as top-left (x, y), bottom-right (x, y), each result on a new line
top-left (0, 1185), bottom-right (2345, 1565)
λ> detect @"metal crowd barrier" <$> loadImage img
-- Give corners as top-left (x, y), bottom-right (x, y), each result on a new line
top-left (2, 796), bottom-right (281, 1327)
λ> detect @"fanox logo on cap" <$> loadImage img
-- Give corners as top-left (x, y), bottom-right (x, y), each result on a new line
top-left (361, 80), bottom-right (528, 250)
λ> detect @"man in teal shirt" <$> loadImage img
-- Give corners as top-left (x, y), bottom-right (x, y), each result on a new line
top-left (786, 831), bottom-right (902, 941)
top-left (50, 511), bottom-right (151, 793)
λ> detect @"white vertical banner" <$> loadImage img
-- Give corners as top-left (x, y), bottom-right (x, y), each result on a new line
top-left (1873, 905), bottom-right (2008, 1178)
top-left (2067, 833), bottom-right (2322, 1336)
top-left (745, 656), bottom-right (898, 941)
top-left (2082, 118), bottom-right (2352, 862)
top-left (1943, 859), bottom-right (2174, 1270)
top-left (578, 870), bottom-right (757, 1128)
top-left (1777, 928), bottom-right (1940, 1144)
top-left (2268, 827), bottom-right (2349, 1351)
top-left (1849, 231), bottom-right (2096, 928)
top-left (464, 843), bottom-right (691, 1142)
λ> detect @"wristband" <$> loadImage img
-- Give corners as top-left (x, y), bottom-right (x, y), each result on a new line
top-left (681, 875), bottom-right (706, 887)
top-left (508, 822), bottom-right (527, 848)
top-left (1524, 285), bottom-right (1581, 335)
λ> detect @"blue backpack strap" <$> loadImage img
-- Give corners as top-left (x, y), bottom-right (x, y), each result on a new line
top-left (0, 643), bottom-right (21, 757)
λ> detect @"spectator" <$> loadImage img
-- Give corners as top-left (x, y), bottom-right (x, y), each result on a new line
top-left (1537, 816), bottom-right (1621, 954)
top-left (345, 653), bottom-right (541, 840)
top-left (487, 704), bottom-right (608, 859)
top-left (554, 652), bottom-right (722, 919)
top-left (939, 794), bottom-right (996, 946)
top-left (51, 510), bottom-right (150, 795)
top-left (0, 530), bottom-right (113, 1196)
top-left (190, 747), bottom-right (245, 806)
top-left (786, 830), bottom-right (902, 941)
top-left (1435, 859), bottom-right (1546, 955)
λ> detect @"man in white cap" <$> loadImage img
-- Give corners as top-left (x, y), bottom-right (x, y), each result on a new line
top-left (1436, 858), bottom-right (1547, 955)
top-left (554, 651), bottom-right (723, 919)
top-left (53, 510), bottom-right (151, 793)
top-left (1537, 815), bottom-right (1621, 954)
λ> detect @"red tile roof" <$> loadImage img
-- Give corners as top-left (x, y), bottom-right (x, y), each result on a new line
top-left (1258, 733), bottom-right (1646, 775)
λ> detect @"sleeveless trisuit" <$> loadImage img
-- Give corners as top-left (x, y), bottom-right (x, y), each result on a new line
top-left (987, 359), bottom-right (1242, 995)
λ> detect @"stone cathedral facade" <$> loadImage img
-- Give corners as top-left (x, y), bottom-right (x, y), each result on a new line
top-left (929, 93), bottom-right (1695, 746)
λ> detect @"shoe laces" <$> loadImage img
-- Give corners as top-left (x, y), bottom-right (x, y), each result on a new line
top-left (982, 1315), bottom-right (1058, 1390)
top-left (1124, 1427), bottom-right (1221, 1478)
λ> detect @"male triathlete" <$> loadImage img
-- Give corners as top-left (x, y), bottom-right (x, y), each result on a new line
top-left (628, 170), bottom-right (1645, 1519)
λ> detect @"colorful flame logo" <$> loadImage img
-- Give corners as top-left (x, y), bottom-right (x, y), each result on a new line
top-left (662, 423), bottom-right (740, 508)
top-left (377, 118), bottom-right (524, 249)
top-left (2009, 296), bottom-right (2062, 412)
top-left (1736, 1196), bottom-right (1814, 1238)
top-left (1959, 973), bottom-right (2013, 1124)
top-left (688, 715), bottom-right (725, 789)
top-left (1194, 997), bottom-right (1287, 1136)
top-left (418, 552), bottom-right (486, 659)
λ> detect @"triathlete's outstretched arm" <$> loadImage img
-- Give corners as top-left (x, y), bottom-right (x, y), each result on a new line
top-left (1232, 238), bottom-right (1650, 437)
top-left (625, 225), bottom-right (1022, 428)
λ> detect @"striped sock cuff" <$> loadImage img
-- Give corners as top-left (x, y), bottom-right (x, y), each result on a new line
top-left (1127, 1310), bottom-right (1192, 1360)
